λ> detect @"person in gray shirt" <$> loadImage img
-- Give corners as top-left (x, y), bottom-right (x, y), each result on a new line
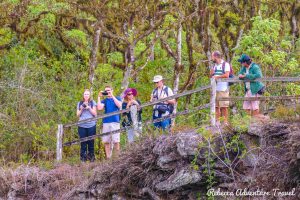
top-left (77, 89), bottom-right (97, 162)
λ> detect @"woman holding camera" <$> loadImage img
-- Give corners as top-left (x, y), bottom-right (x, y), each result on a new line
top-left (122, 88), bottom-right (142, 143)
top-left (77, 89), bottom-right (97, 162)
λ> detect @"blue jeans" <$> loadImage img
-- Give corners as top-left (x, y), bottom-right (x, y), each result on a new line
top-left (153, 111), bottom-right (171, 130)
top-left (78, 126), bottom-right (96, 161)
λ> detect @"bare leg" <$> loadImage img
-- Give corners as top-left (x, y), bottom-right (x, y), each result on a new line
top-left (113, 142), bottom-right (120, 158)
top-left (216, 107), bottom-right (221, 123)
top-left (104, 143), bottom-right (111, 159)
top-left (245, 109), bottom-right (251, 116)
top-left (252, 109), bottom-right (260, 116)
top-left (221, 107), bottom-right (229, 124)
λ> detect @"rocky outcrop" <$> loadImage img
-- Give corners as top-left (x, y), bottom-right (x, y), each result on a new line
top-left (66, 121), bottom-right (300, 200)
top-left (1, 120), bottom-right (300, 200)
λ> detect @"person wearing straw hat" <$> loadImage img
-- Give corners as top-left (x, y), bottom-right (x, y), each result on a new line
top-left (150, 75), bottom-right (176, 130)
top-left (122, 88), bottom-right (142, 142)
top-left (238, 54), bottom-right (265, 117)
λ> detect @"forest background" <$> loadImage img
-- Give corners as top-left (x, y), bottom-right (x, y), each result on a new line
top-left (0, 0), bottom-right (299, 165)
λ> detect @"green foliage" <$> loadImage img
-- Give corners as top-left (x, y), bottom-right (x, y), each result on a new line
top-left (107, 52), bottom-right (123, 64)
top-left (230, 114), bottom-right (251, 133)
top-left (234, 16), bottom-right (297, 77)
top-left (39, 13), bottom-right (56, 29)
top-left (272, 105), bottom-right (299, 121)
top-left (64, 29), bottom-right (89, 47)
top-left (0, 28), bottom-right (14, 46)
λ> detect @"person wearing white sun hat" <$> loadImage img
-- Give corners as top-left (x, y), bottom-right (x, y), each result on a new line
top-left (150, 75), bottom-right (176, 130)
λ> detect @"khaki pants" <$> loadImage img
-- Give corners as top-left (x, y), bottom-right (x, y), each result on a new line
top-left (216, 90), bottom-right (229, 108)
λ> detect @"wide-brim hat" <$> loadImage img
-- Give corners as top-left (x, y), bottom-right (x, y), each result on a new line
top-left (123, 88), bottom-right (138, 98)
top-left (152, 75), bottom-right (164, 82)
top-left (238, 54), bottom-right (251, 63)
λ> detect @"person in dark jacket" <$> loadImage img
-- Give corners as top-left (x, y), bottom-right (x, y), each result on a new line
top-left (122, 88), bottom-right (142, 143)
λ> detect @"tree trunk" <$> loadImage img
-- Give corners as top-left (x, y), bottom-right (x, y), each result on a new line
top-left (89, 28), bottom-right (101, 95)
top-left (182, 24), bottom-right (202, 108)
top-left (121, 44), bottom-right (135, 90)
top-left (172, 23), bottom-right (182, 126)
top-left (291, 2), bottom-right (299, 47)
top-left (17, 66), bottom-right (27, 122)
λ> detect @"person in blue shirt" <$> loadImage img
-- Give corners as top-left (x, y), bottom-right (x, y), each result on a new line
top-left (76, 89), bottom-right (97, 162)
top-left (97, 86), bottom-right (122, 159)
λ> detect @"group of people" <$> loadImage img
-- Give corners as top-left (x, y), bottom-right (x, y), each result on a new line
top-left (76, 51), bottom-right (265, 162)
top-left (210, 51), bottom-right (265, 125)
top-left (76, 75), bottom-right (175, 162)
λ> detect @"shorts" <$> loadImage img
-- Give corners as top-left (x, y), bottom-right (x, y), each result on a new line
top-left (243, 90), bottom-right (260, 110)
top-left (102, 122), bottom-right (120, 143)
top-left (216, 90), bottom-right (229, 108)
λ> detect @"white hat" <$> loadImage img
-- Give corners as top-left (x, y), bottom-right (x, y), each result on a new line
top-left (152, 75), bottom-right (163, 82)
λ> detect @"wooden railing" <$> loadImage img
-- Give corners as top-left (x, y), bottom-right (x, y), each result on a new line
top-left (56, 77), bottom-right (300, 161)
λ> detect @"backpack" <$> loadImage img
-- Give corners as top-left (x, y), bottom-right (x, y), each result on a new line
top-left (152, 86), bottom-right (174, 114)
top-left (220, 62), bottom-right (234, 86)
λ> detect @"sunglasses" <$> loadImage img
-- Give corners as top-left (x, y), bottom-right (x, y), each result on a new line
top-left (154, 82), bottom-right (159, 84)
top-left (127, 93), bottom-right (133, 96)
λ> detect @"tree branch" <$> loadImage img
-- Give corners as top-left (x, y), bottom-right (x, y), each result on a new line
top-left (158, 33), bottom-right (177, 60)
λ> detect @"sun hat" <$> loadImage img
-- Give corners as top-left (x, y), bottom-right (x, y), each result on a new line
top-left (152, 75), bottom-right (164, 82)
top-left (123, 88), bottom-right (138, 98)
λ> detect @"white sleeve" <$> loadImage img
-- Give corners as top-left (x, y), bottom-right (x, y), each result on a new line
top-left (167, 87), bottom-right (174, 96)
top-left (224, 63), bottom-right (230, 72)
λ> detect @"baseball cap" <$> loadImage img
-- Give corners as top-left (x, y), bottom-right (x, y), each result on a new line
top-left (238, 54), bottom-right (251, 63)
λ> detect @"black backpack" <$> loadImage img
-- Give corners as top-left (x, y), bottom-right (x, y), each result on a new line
top-left (152, 86), bottom-right (174, 114)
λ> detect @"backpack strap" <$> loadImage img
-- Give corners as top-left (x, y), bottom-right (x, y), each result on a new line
top-left (221, 61), bottom-right (234, 75)
top-left (78, 101), bottom-right (83, 110)
top-left (221, 62), bottom-right (226, 74)
top-left (152, 88), bottom-right (158, 97)
top-left (163, 86), bottom-right (169, 96)
top-left (153, 86), bottom-right (169, 98)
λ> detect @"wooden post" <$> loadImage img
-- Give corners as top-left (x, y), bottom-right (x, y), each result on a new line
top-left (210, 78), bottom-right (216, 126)
top-left (56, 124), bottom-right (63, 162)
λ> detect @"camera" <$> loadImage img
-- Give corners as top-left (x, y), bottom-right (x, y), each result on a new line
top-left (102, 91), bottom-right (109, 95)
top-left (82, 104), bottom-right (87, 108)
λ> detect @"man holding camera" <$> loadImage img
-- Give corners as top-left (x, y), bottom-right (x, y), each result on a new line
top-left (150, 75), bottom-right (176, 130)
top-left (97, 86), bottom-right (122, 159)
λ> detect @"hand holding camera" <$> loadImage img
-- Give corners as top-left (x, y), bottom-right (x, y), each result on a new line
top-left (102, 91), bottom-right (109, 95)
top-left (99, 90), bottom-right (109, 97)
top-left (81, 103), bottom-right (90, 110)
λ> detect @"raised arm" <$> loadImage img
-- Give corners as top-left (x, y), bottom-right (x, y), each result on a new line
top-left (97, 93), bottom-right (105, 110)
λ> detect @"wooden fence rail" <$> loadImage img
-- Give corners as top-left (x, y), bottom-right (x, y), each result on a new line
top-left (217, 77), bottom-right (300, 83)
top-left (56, 76), bottom-right (300, 161)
